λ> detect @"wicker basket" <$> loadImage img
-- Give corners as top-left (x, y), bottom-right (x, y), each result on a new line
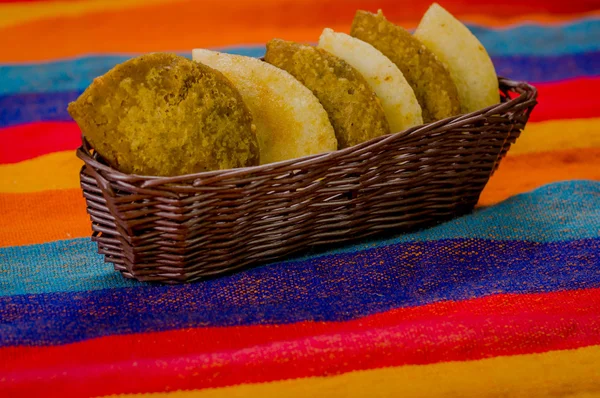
top-left (77, 77), bottom-right (537, 283)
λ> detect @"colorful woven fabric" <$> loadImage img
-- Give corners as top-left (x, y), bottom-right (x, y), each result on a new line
top-left (1, 1), bottom-right (599, 397)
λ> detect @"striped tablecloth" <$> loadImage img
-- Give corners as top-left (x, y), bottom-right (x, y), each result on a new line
top-left (1, 1), bottom-right (599, 397)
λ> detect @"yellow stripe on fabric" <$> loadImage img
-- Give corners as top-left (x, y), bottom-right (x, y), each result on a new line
top-left (1, 118), bottom-right (598, 194)
top-left (113, 345), bottom-right (600, 398)
top-left (0, 151), bottom-right (82, 193)
top-left (0, 0), bottom-right (174, 30)
top-left (510, 117), bottom-right (600, 155)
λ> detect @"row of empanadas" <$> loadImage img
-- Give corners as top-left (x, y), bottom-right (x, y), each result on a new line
top-left (68, 3), bottom-right (499, 176)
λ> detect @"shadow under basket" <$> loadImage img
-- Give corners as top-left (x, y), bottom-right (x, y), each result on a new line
top-left (77, 77), bottom-right (537, 284)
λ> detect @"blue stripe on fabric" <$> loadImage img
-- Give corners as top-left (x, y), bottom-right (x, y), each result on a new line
top-left (0, 50), bottom-right (256, 98)
top-left (1, 180), bottom-right (598, 298)
top-left (1, 236), bottom-right (599, 346)
top-left (1, 18), bottom-right (599, 96)
top-left (1, 51), bottom-right (598, 128)
top-left (491, 52), bottom-right (600, 83)
top-left (0, 90), bottom-right (78, 127)
top-left (469, 17), bottom-right (600, 56)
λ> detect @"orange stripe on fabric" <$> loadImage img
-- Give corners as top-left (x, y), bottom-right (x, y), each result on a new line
top-left (1, 147), bottom-right (598, 247)
top-left (479, 147), bottom-right (600, 206)
top-left (0, 189), bottom-right (90, 247)
top-left (0, 151), bottom-right (82, 193)
top-left (510, 118), bottom-right (600, 155)
top-left (0, 0), bottom-right (173, 29)
top-left (110, 345), bottom-right (600, 398)
top-left (0, 0), bottom-right (598, 62)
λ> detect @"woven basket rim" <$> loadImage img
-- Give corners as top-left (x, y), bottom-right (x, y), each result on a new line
top-left (76, 76), bottom-right (537, 185)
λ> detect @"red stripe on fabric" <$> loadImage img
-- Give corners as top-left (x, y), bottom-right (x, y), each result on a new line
top-left (528, 77), bottom-right (600, 122)
top-left (1, 77), bottom-right (598, 164)
top-left (0, 122), bottom-right (80, 164)
top-left (3, 288), bottom-right (600, 397)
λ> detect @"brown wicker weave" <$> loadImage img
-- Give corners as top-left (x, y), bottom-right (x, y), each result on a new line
top-left (77, 77), bottom-right (537, 283)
